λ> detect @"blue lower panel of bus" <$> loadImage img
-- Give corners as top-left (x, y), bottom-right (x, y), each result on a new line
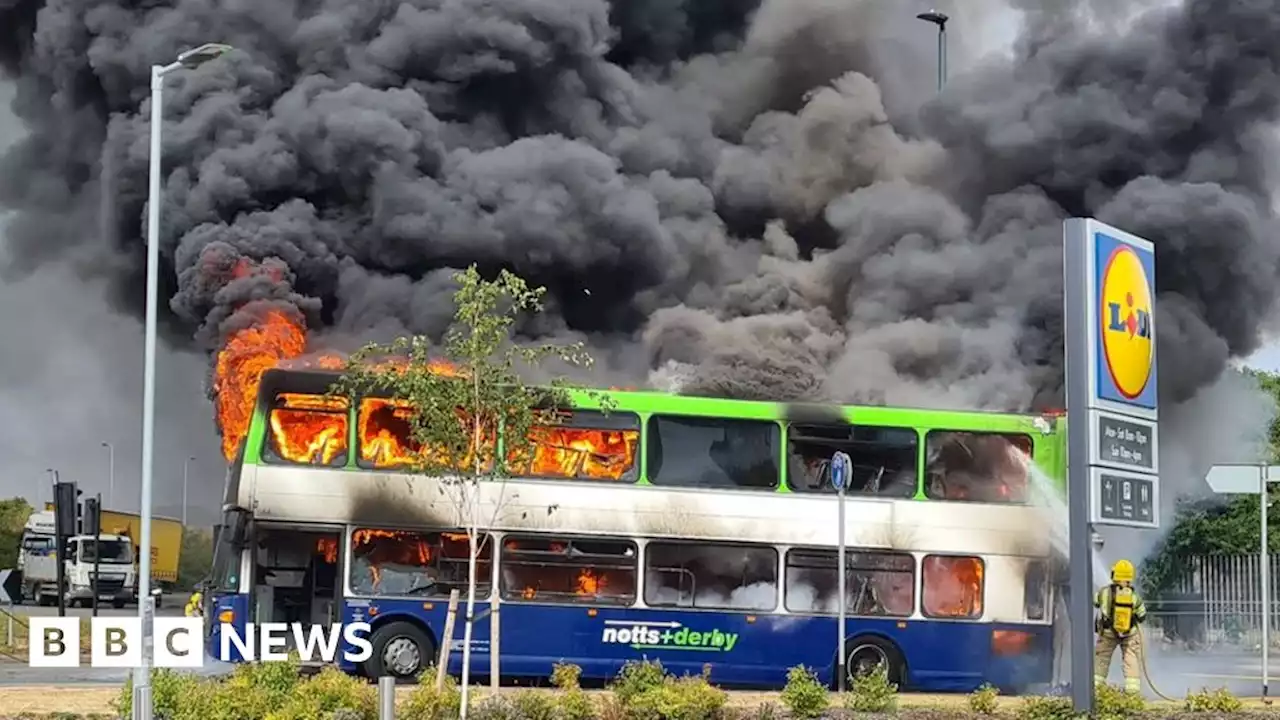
top-left (209, 593), bottom-right (251, 662)
top-left (335, 598), bottom-right (1052, 692)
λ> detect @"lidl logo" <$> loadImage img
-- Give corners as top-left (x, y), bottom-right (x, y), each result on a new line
top-left (1098, 243), bottom-right (1154, 401)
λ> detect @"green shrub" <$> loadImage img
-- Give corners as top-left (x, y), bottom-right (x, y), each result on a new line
top-left (779, 665), bottom-right (829, 720)
top-left (612, 659), bottom-right (668, 706)
top-left (266, 666), bottom-right (376, 720)
top-left (1184, 687), bottom-right (1243, 713)
top-left (1094, 682), bottom-right (1144, 717)
top-left (1015, 696), bottom-right (1077, 720)
top-left (552, 662), bottom-right (583, 690)
top-left (968, 683), bottom-right (1000, 715)
top-left (511, 689), bottom-right (559, 720)
top-left (844, 664), bottom-right (897, 713)
top-left (113, 668), bottom-right (203, 720)
top-left (400, 668), bottom-right (463, 720)
top-left (550, 663), bottom-right (595, 720)
top-left (624, 674), bottom-right (727, 720)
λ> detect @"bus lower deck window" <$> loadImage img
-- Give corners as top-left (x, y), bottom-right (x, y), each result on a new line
top-left (348, 528), bottom-right (491, 598)
top-left (645, 542), bottom-right (777, 611)
top-left (500, 536), bottom-right (637, 605)
top-left (783, 548), bottom-right (914, 617)
top-left (922, 555), bottom-right (984, 619)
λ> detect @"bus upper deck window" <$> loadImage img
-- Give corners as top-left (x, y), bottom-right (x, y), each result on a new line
top-left (511, 410), bottom-right (641, 482)
top-left (922, 555), bottom-right (984, 619)
top-left (264, 392), bottom-right (349, 467)
top-left (786, 424), bottom-right (918, 497)
top-left (924, 431), bottom-right (1031, 503)
top-left (356, 398), bottom-right (495, 471)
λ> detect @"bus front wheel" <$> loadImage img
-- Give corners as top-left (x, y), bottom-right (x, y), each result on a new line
top-left (366, 621), bottom-right (436, 682)
top-left (845, 636), bottom-right (905, 688)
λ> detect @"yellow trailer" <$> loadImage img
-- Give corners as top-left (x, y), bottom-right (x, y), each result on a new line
top-left (45, 503), bottom-right (184, 585)
top-left (99, 510), bottom-right (183, 585)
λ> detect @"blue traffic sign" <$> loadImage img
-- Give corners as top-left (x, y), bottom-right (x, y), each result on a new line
top-left (831, 451), bottom-right (851, 491)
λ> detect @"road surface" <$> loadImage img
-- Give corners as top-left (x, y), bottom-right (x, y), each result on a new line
top-left (5, 593), bottom-right (186, 618)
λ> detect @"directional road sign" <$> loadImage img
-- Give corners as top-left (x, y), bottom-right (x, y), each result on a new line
top-left (1206, 464), bottom-right (1280, 494)
top-left (0, 569), bottom-right (22, 604)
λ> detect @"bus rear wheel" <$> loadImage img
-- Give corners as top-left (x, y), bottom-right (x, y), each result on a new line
top-left (845, 636), bottom-right (905, 688)
top-left (365, 621), bottom-right (436, 682)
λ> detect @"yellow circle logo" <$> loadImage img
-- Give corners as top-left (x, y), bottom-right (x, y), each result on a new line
top-left (1099, 246), bottom-right (1154, 400)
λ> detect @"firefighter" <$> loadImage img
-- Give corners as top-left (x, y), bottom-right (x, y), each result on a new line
top-left (1094, 559), bottom-right (1147, 692)
top-left (184, 585), bottom-right (204, 618)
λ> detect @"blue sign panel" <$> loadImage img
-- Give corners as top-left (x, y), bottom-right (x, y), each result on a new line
top-left (1092, 231), bottom-right (1157, 411)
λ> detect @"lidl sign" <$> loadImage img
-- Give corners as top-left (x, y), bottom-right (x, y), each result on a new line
top-left (1094, 232), bottom-right (1156, 410)
top-left (1064, 217), bottom-right (1159, 530)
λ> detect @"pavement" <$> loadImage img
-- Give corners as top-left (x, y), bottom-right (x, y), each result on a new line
top-left (0, 644), bottom-right (1267, 694)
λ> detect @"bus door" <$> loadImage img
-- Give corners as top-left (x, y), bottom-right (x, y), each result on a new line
top-left (251, 525), bottom-right (344, 656)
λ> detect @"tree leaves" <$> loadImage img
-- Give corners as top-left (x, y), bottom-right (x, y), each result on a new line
top-left (328, 265), bottom-right (611, 479)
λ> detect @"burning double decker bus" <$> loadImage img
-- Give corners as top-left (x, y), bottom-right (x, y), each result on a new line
top-left (207, 366), bottom-right (1065, 692)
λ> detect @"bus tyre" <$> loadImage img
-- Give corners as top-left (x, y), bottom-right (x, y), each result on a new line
top-left (845, 636), bottom-right (905, 688)
top-left (366, 621), bottom-right (435, 682)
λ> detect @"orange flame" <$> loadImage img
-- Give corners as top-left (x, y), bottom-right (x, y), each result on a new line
top-left (267, 392), bottom-right (348, 465)
top-left (923, 556), bottom-right (984, 617)
top-left (213, 309), bottom-right (306, 460)
top-left (316, 537), bottom-right (338, 563)
top-left (514, 425), bottom-right (638, 480)
top-left (576, 568), bottom-right (608, 596)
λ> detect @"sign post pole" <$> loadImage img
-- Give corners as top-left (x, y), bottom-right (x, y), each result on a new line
top-left (1262, 465), bottom-right (1270, 701)
top-left (832, 450), bottom-right (851, 692)
top-left (1064, 218), bottom-right (1160, 713)
top-left (1205, 463), bottom-right (1278, 701)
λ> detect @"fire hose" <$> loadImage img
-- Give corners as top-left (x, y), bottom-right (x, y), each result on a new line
top-left (1136, 625), bottom-right (1177, 702)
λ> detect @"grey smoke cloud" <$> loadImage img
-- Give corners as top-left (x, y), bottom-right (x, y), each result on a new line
top-left (0, 0), bottom-right (1278, 468)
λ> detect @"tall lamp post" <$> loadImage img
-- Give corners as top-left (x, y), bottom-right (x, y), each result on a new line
top-left (101, 442), bottom-right (115, 509)
top-left (916, 10), bottom-right (949, 91)
top-left (182, 456), bottom-right (195, 527)
top-left (136, 41), bottom-right (233, 720)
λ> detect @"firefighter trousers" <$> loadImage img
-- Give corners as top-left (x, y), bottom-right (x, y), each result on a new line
top-left (1094, 629), bottom-right (1142, 692)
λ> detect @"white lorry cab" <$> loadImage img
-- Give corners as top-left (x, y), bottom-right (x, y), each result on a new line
top-left (18, 511), bottom-right (139, 608)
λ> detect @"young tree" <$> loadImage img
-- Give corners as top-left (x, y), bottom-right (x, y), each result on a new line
top-left (330, 265), bottom-right (604, 712)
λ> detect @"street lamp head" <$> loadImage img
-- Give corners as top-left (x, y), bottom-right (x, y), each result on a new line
top-left (176, 42), bottom-right (233, 68)
top-left (917, 10), bottom-right (949, 27)
top-left (101, 441), bottom-right (110, 448)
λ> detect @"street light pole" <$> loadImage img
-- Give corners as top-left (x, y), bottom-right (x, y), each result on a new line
top-left (916, 10), bottom-right (949, 91)
top-left (136, 42), bottom-right (233, 720)
top-left (101, 442), bottom-right (115, 509)
top-left (182, 456), bottom-right (194, 527)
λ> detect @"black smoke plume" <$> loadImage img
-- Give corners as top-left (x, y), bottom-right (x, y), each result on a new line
top-left (1, 0), bottom-right (1279, 416)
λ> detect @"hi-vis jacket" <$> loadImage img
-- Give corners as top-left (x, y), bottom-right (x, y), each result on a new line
top-left (1094, 584), bottom-right (1147, 637)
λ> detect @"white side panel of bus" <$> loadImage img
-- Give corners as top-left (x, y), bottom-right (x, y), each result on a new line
top-left (250, 466), bottom-right (1052, 558)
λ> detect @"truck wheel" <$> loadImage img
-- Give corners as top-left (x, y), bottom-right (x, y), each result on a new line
top-left (113, 599), bottom-right (126, 609)
top-left (365, 621), bottom-right (435, 681)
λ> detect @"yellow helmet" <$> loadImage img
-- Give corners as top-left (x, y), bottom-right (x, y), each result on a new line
top-left (1111, 559), bottom-right (1135, 583)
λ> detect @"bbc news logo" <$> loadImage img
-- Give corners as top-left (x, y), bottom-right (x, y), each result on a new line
top-left (28, 618), bottom-right (374, 667)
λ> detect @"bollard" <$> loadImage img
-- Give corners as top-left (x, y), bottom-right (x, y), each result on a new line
top-left (133, 682), bottom-right (153, 720)
top-left (378, 676), bottom-right (396, 720)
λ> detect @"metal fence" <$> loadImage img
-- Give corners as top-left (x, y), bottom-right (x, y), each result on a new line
top-left (1149, 553), bottom-right (1280, 650)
